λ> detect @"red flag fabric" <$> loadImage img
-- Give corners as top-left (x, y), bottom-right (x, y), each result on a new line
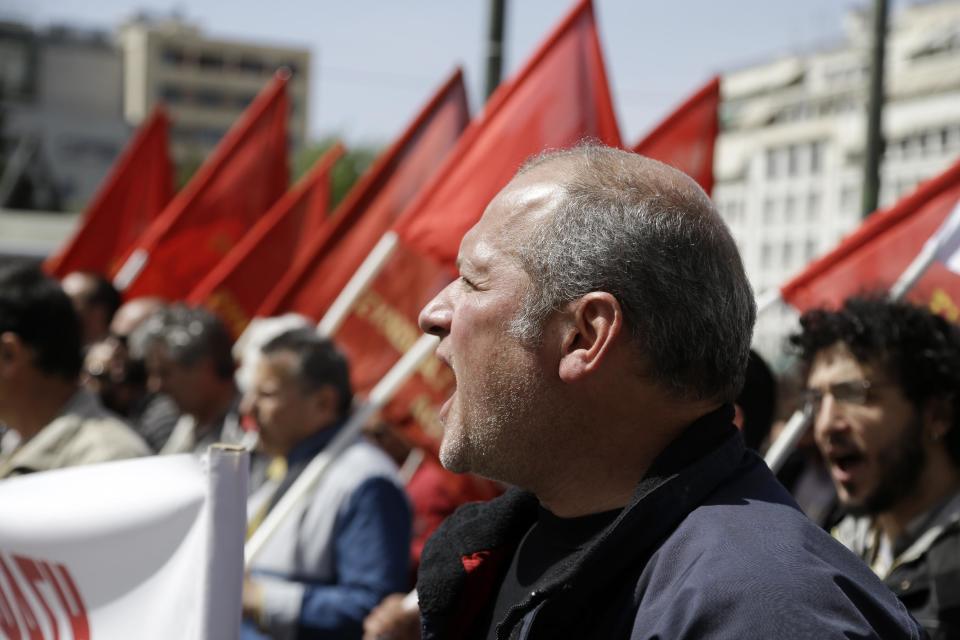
top-left (393, 0), bottom-right (621, 269)
top-left (44, 108), bottom-right (174, 278)
top-left (632, 76), bottom-right (720, 195)
top-left (256, 68), bottom-right (470, 319)
top-left (781, 156), bottom-right (960, 315)
top-left (332, 0), bottom-right (622, 446)
top-left (186, 143), bottom-right (345, 337)
top-left (112, 71), bottom-right (290, 299)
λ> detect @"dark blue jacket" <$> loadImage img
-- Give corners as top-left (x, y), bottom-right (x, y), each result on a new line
top-left (417, 406), bottom-right (925, 639)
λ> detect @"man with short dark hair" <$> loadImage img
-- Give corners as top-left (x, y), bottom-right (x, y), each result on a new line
top-left (793, 296), bottom-right (960, 638)
top-left (242, 329), bottom-right (410, 639)
top-left (138, 304), bottom-right (248, 454)
top-left (412, 146), bottom-right (922, 638)
top-left (61, 271), bottom-right (123, 347)
top-left (0, 264), bottom-right (147, 478)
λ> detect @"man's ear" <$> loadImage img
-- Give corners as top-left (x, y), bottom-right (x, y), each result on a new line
top-left (0, 332), bottom-right (27, 379)
top-left (922, 394), bottom-right (954, 444)
top-left (310, 385), bottom-right (341, 426)
top-left (557, 292), bottom-right (623, 383)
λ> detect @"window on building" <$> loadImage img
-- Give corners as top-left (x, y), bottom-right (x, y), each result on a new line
top-left (807, 192), bottom-right (820, 221)
top-left (784, 195), bottom-right (796, 223)
top-left (805, 239), bottom-right (817, 261)
top-left (761, 243), bottom-right (773, 269)
top-left (237, 56), bottom-right (265, 74)
top-left (198, 52), bottom-right (225, 70)
top-left (160, 85), bottom-right (184, 103)
top-left (193, 88), bottom-right (225, 107)
top-left (841, 184), bottom-right (859, 213)
top-left (162, 47), bottom-right (185, 66)
top-left (788, 145), bottom-right (800, 176)
top-left (766, 148), bottom-right (778, 179)
top-left (763, 198), bottom-right (776, 224)
top-left (782, 242), bottom-right (794, 269)
top-left (810, 141), bottom-right (823, 174)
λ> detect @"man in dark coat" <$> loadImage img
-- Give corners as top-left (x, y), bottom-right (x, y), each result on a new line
top-left (410, 145), bottom-right (924, 639)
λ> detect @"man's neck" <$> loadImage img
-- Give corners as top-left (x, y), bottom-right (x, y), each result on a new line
top-left (876, 455), bottom-right (960, 543)
top-left (3, 379), bottom-right (78, 443)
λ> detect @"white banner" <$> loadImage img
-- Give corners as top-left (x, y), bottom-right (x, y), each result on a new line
top-left (0, 447), bottom-right (248, 640)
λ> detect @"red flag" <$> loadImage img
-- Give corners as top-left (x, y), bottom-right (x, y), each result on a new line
top-left (781, 156), bottom-right (960, 315)
top-left (633, 76), bottom-right (719, 195)
top-left (256, 68), bottom-right (470, 319)
top-left (333, 0), bottom-right (622, 445)
top-left (44, 108), bottom-right (174, 278)
top-left (186, 143), bottom-right (345, 337)
top-left (112, 71), bottom-right (290, 299)
top-left (394, 0), bottom-right (621, 268)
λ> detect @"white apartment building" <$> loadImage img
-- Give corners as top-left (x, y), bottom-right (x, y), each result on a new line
top-left (118, 15), bottom-right (310, 164)
top-left (714, 0), bottom-right (960, 365)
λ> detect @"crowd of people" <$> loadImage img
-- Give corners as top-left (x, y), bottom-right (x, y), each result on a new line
top-left (1, 143), bottom-right (959, 639)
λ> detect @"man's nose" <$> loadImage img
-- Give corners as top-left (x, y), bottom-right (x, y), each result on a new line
top-left (813, 395), bottom-right (845, 440)
top-left (418, 285), bottom-right (453, 339)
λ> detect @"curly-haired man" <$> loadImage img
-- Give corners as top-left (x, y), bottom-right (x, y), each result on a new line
top-left (793, 296), bottom-right (960, 639)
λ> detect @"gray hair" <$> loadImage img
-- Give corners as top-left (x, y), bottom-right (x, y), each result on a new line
top-left (131, 304), bottom-right (235, 380)
top-left (509, 144), bottom-right (756, 402)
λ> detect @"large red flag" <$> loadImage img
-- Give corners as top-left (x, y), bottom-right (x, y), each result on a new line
top-left (45, 108), bottom-right (174, 278)
top-left (256, 68), bottom-right (470, 319)
top-left (112, 71), bottom-right (290, 299)
top-left (633, 76), bottom-right (720, 195)
top-left (187, 143), bottom-right (345, 337)
top-left (332, 0), bottom-right (622, 446)
top-left (394, 0), bottom-right (621, 269)
top-left (780, 156), bottom-right (960, 315)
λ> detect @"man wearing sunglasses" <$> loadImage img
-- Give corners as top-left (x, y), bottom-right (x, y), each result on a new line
top-left (793, 296), bottom-right (960, 639)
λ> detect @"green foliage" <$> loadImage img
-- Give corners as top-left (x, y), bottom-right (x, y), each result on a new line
top-left (294, 137), bottom-right (381, 208)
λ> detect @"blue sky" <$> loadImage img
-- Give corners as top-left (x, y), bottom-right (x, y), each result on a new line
top-left (7, 1), bottom-right (905, 146)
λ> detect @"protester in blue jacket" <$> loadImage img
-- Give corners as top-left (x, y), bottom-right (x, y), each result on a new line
top-left (242, 329), bottom-right (410, 639)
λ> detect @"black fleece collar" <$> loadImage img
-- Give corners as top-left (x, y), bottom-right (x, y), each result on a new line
top-left (417, 405), bottom-right (745, 638)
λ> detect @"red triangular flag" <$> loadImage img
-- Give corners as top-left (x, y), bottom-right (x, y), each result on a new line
top-left (256, 68), bottom-right (471, 319)
top-left (393, 0), bottom-right (621, 269)
top-left (331, 0), bottom-right (622, 445)
top-left (187, 143), bottom-right (345, 337)
top-left (45, 108), bottom-right (174, 278)
top-left (633, 76), bottom-right (720, 195)
top-left (112, 71), bottom-right (290, 299)
top-left (781, 156), bottom-right (960, 314)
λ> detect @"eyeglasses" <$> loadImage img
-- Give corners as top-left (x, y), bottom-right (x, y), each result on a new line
top-left (802, 379), bottom-right (889, 414)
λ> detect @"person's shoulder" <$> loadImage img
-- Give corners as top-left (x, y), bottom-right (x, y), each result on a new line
top-left (636, 488), bottom-right (922, 639)
top-left (60, 411), bottom-right (150, 463)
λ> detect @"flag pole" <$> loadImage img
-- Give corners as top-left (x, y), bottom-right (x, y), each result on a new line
top-left (316, 231), bottom-right (400, 337)
top-left (244, 333), bottom-right (439, 568)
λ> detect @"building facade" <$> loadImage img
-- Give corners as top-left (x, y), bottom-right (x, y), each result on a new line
top-left (0, 15), bottom-right (310, 214)
top-left (118, 15), bottom-right (309, 165)
top-left (0, 22), bottom-right (128, 211)
top-left (714, 0), bottom-right (960, 363)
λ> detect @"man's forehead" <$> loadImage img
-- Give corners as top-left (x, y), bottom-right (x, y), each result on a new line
top-left (461, 172), bottom-right (564, 257)
top-left (808, 342), bottom-right (875, 383)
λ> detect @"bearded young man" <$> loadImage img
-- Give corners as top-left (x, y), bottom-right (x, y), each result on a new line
top-left (793, 297), bottom-right (960, 639)
top-left (409, 146), bottom-right (923, 640)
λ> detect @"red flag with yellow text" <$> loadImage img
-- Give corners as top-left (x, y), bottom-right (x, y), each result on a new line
top-left (45, 108), bottom-right (174, 278)
top-left (633, 76), bottom-right (719, 195)
top-left (186, 143), bottom-right (344, 337)
top-left (256, 68), bottom-right (470, 319)
top-left (781, 155), bottom-right (960, 317)
top-left (335, 0), bottom-right (622, 446)
top-left (111, 72), bottom-right (290, 299)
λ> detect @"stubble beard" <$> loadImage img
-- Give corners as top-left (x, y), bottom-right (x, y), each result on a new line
top-left (439, 351), bottom-right (549, 486)
top-left (846, 415), bottom-right (927, 517)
